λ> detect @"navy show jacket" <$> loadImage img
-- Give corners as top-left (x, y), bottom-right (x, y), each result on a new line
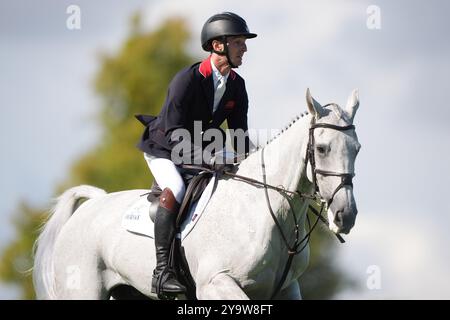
top-left (136, 56), bottom-right (250, 163)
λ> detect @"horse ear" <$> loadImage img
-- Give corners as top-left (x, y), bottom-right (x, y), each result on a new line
top-left (306, 88), bottom-right (324, 119)
top-left (344, 89), bottom-right (359, 123)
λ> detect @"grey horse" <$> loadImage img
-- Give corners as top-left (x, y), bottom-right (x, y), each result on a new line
top-left (33, 89), bottom-right (360, 299)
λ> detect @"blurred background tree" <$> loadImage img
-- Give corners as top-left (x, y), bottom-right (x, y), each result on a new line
top-left (0, 14), bottom-right (351, 299)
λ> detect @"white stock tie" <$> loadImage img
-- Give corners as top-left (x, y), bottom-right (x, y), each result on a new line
top-left (213, 75), bottom-right (226, 113)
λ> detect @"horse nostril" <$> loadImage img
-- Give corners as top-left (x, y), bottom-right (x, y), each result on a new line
top-left (334, 211), bottom-right (344, 227)
top-left (334, 210), bottom-right (355, 234)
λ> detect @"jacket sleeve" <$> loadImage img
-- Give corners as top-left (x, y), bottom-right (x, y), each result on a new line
top-left (227, 79), bottom-right (251, 156)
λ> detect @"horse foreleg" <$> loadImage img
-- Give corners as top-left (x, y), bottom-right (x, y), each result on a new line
top-left (196, 273), bottom-right (249, 300)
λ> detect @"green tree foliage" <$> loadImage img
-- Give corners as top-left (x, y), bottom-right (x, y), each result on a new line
top-left (0, 16), bottom-right (193, 300)
top-left (0, 14), bottom-right (352, 299)
top-left (0, 203), bottom-right (46, 299)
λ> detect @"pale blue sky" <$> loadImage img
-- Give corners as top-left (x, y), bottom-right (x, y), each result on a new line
top-left (1, 0), bottom-right (449, 299)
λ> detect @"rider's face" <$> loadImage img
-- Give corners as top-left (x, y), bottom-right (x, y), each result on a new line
top-left (226, 36), bottom-right (247, 66)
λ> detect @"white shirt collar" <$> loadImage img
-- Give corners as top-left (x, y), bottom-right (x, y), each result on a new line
top-left (210, 59), bottom-right (229, 86)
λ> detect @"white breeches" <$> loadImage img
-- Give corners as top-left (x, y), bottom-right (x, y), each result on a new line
top-left (144, 153), bottom-right (186, 204)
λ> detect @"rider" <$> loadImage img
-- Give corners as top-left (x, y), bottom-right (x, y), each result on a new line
top-left (135, 12), bottom-right (257, 296)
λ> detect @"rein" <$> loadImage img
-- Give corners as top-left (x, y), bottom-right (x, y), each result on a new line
top-left (260, 114), bottom-right (355, 299)
top-left (181, 111), bottom-right (355, 299)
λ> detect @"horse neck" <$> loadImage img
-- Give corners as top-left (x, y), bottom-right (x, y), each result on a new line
top-left (258, 114), bottom-right (312, 194)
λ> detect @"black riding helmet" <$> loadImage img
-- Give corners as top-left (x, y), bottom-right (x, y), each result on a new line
top-left (201, 12), bottom-right (257, 68)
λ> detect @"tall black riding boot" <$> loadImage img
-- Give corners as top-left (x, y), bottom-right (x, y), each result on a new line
top-left (151, 188), bottom-right (186, 295)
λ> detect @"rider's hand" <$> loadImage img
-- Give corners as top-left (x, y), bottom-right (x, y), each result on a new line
top-left (209, 155), bottom-right (234, 173)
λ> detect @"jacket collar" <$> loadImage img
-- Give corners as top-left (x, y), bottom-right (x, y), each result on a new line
top-left (199, 55), bottom-right (236, 80)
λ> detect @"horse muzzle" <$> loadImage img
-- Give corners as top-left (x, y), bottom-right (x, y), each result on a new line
top-left (328, 194), bottom-right (357, 234)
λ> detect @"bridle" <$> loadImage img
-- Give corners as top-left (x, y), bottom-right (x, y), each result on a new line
top-left (181, 107), bottom-right (357, 299)
top-left (307, 114), bottom-right (355, 209)
top-left (222, 112), bottom-right (356, 299)
top-left (259, 106), bottom-right (356, 299)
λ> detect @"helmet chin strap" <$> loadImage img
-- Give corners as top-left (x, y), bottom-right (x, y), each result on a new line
top-left (212, 36), bottom-right (238, 69)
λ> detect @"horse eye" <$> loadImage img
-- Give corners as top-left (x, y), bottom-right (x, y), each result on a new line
top-left (316, 145), bottom-right (327, 154)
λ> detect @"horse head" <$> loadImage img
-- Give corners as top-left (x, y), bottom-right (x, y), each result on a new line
top-left (305, 88), bottom-right (360, 234)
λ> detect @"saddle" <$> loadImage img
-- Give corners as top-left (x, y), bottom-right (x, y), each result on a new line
top-left (147, 162), bottom-right (236, 299)
top-left (147, 165), bottom-right (215, 224)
